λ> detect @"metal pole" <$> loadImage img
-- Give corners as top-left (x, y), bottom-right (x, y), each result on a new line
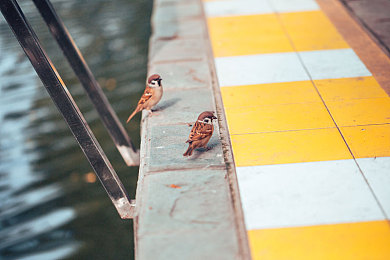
top-left (0, 0), bottom-right (134, 219)
top-left (32, 0), bottom-right (139, 166)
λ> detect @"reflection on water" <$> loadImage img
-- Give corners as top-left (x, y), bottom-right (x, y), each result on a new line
top-left (0, 0), bottom-right (152, 258)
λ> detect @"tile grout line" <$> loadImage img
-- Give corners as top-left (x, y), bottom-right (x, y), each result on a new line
top-left (270, 2), bottom-right (389, 221)
top-left (229, 122), bottom-right (390, 136)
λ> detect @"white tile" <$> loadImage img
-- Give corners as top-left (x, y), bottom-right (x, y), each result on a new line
top-left (214, 52), bottom-right (309, 87)
top-left (204, 0), bottom-right (273, 17)
top-left (357, 157), bottom-right (390, 218)
top-left (299, 48), bottom-right (372, 80)
top-left (268, 0), bottom-right (319, 13)
top-left (236, 160), bottom-right (385, 230)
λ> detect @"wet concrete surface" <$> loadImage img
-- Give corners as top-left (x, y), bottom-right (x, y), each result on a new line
top-left (340, 0), bottom-right (390, 56)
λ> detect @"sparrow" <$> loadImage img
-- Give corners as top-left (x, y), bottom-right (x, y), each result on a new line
top-left (183, 111), bottom-right (217, 156)
top-left (126, 74), bottom-right (163, 123)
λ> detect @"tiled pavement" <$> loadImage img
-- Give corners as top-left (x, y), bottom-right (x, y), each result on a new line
top-left (202, 0), bottom-right (390, 258)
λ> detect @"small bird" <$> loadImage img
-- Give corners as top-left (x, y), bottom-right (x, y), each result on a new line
top-left (183, 111), bottom-right (217, 156)
top-left (126, 74), bottom-right (163, 123)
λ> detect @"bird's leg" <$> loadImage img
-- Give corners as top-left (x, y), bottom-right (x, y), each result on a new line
top-left (147, 109), bottom-right (160, 117)
top-left (203, 145), bottom-right (211, 151)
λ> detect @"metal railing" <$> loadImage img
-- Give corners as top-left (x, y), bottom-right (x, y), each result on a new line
top-left (0, 0), bottom-right (137, 219)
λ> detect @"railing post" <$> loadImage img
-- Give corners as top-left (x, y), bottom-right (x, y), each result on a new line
top-left (32, 0), bottom-right (139, 166)
top-left (0, 0), bottom-right (134, 219)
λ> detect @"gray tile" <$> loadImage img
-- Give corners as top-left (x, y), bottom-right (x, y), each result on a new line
top-left (149, 88), bottom-right (215, 126)
top-left (149, 60), bottom-right (211, 90)
top-left (136, 169), bottom-right (239, 260)
top-left (215, 52), bottom-right (309, 86)
top-left (155, 0), bottom-right (198, 4)
top-left (137, 169), bottom-right (232, 232)
top-left (137, 230), bottom-right (238, 260)
top-left (205, 0), bottom-right (273, 17)
top-left (149, 38), bottom-right (206, 63)
top-left (152, 19), bottom-right (205, 40)
top-left (145, 124), bottom-right (224, 172)
top-left (237, 160), bottom-right (385, 230)
top-left (152, 2), bottom-right (201, 23)
top-left (269, 0), bottom-right (319, 13)
top-left (299, 48), bottom-right (372, 80)
top-left (356, 157), bottom-right (390, 218)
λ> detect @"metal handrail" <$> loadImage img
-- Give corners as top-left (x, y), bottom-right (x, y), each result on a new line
top-left (32, 0), bottom-right (139, 167)
top-left (0, 0), bottom-right (135, 219)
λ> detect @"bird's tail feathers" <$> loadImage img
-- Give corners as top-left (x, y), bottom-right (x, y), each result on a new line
top-left (183, 144), bottom-right (193, 156)
top-left (126, 107), bottom-right (140, 123)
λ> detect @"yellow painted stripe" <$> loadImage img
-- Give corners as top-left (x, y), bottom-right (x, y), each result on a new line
top-left (207, 14), bottom-right (293, 57)
top-left (314, 76), bottom-right (389, 101)
top-left (205, 1), bottom-right (390, 259)
top-left (279, 10), bottom-right (349, 52)
top-left (341, 124), bottom-right (390, 158)
top-left (231, 128), bottom-right (352, 167)
top-left (225, 103), bottom-right (334, 134)
top-left (221, 81), bottom-right (321, 108)
top-left (248, 221), bottom-right (390, 260)
top-left (207, 10), bottom-right (349, 57)
top-left (326, 97), bottom-right (390, 126)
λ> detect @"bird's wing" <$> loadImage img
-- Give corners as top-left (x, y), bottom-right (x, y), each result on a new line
top-left (187, 122), bottom-right (213, 142)
top-left (138, 86), bottom-right (153, 106)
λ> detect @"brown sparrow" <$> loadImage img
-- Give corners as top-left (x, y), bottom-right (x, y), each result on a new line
top-left (183, 111), bottom-right (217, 156)
top-left (126, 74), bottom-right (163, 123)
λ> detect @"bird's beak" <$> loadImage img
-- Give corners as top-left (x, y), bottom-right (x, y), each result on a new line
top-left (212, 115), bottom-right (217, 119)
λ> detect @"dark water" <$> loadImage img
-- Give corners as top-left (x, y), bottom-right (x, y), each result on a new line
top-left (0, 0), bottom-right (152, 259)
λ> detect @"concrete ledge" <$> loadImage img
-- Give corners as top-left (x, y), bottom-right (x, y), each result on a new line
top-left (136, 169), bottom-right (239, 260)
top-left (133, 0), bottom-right (250, 259)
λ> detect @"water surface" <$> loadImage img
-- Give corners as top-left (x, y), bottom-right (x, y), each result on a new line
top-left (0, 0), bottom-right (152, 258)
